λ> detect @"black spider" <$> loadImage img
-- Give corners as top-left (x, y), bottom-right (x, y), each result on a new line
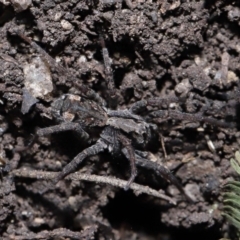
top-left (17, 32), bottom-right (231, 200)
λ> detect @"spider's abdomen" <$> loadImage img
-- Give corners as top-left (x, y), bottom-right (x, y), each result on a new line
top-left (51, 94), bottom-right (108, 127)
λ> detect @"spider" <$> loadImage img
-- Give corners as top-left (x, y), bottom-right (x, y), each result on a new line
top-left (17, 32), bottom-right (231, 200)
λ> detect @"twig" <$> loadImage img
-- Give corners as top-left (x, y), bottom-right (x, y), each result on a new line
top-left (160, 134), bottom-right (167, 159)
top-left (7, 225), bottom-right (97, 240)
top-left (12, 169), bottom-right (177, 204)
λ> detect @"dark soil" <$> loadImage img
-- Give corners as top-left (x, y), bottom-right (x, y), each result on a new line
top-left (0, 0), bottom-right (240, 239)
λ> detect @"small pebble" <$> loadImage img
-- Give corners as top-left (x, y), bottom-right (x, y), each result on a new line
top-left (23, 57), bottom-right (53, 100)
top-left (10, 0), bottom-right (32, 12)
top-left (61, 20), bottom-right (73, 30)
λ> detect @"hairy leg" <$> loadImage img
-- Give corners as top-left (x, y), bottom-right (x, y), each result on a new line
top-left (107, 109), bottom-right (143, 121)
top-left (149, 109), bottom-right (234, 128)
top-left (99, 37), bottom-right (119, 108)
top-left (17, 32), bottom-right (106, 106)
top-left (134, 151), bottom-right (193, 202)
top-left (118, 134), bottom-right (137, 190)
top-left (54, 140), bottom-right (107, 183)
top-left (15, 122), bottom-right (89, 152)
top-left (130, 96), bottom-right (183, 114)
top-left (37, 122), bottom-right (89, 140)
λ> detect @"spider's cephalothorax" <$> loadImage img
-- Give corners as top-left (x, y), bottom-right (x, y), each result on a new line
top-left (18, 33), bottom-right (232, 198)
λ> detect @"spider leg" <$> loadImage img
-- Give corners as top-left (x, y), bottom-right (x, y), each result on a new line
top-left (39, 141), bottom-right (107, 194)
top-left (54, 140), bottom-right (108, 184)
top-left (99, 37), bottom-right (114, 92)
top-left (129, 99), bottom-right (147, 113)
top-left (107, 109), bottom-right (143, 121)
top-left (17, 32), bottom-right (106, 106)
top-left (118, 133), bottom-right (137, 190)
top-left (17, 32), bottom-right (65, 75)
top-left (134, 151), bottom-right (193, 202)
top-left (37, 122), bottom-right (89, 140)
top-left (149, 109), bottom-right (234, 128)
top-left (16, 122), bottom-right (89, 152)
top-left (130, 96), bottom-right (183, 114)
top-left (99, 36), bottom-right (119, 108)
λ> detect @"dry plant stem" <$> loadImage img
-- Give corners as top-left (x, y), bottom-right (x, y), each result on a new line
top-left (8, 225), bottom-right (97, 240)
top-left (160, 134), bottom-right (167, 159)
top-left (12, 169), bottom-right (177, 204)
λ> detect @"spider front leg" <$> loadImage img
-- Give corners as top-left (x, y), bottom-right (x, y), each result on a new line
top-left (39, 141), bottom-right (107, 194)
top-left (99, 37), bottom-right (119, 108)
top-left (19, 122), bottom-right (89, 152)
top-left (17, 32), bottom-right (106, 106)
top-left (118, 133), bottom-right (137, 190)
top-left (37, 122), bottom-right (89, 140)
top-left (53, 140), bottom-right (108, 184)
top-left (129, 96), bottom-right (182, 114)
